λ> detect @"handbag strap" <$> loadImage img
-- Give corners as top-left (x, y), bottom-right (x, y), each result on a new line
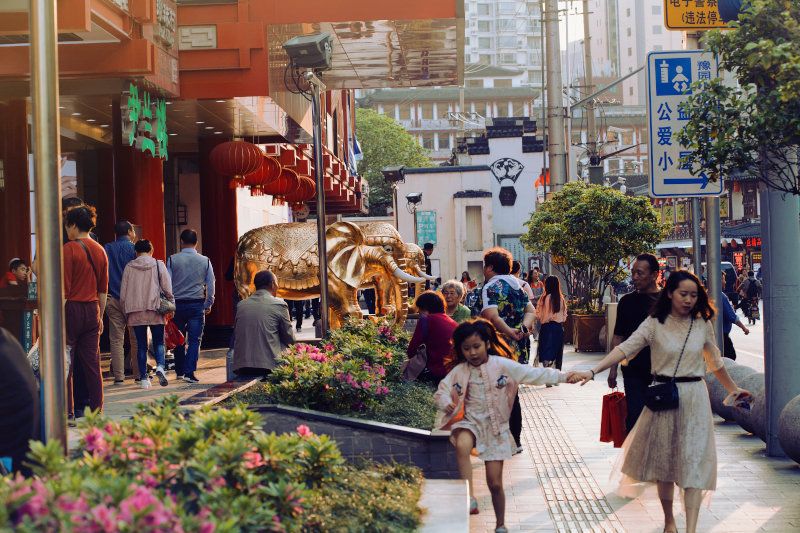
top-left (76, 239), bottom-right (100, 292)
top-left (669, 317), bottom-right (694, 381)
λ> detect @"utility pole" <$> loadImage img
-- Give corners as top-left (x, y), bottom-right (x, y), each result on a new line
top-left (544, 0), bottom-right (567, 190)
top-left (761, 140), bottom-right (800, 457)
top-left (582, 0), bottom-right (601, 183)
top-left (540, 0), bottom-right (548, 199)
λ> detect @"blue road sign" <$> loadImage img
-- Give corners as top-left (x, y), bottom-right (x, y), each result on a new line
top-left (647, 50), bottom-right (722, 198)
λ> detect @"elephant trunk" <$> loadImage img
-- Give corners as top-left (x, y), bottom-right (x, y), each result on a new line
top-left (365, 247), bottom-right (426, 284)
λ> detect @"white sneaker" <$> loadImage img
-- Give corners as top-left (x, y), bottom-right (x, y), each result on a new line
top-left (140, 378), bottom-right (152, 389)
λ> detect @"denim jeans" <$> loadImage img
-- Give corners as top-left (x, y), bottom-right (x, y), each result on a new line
top-left (172, 300), bottom-right (206, 376)
top-left (133, 324), bottom-right (165, 380)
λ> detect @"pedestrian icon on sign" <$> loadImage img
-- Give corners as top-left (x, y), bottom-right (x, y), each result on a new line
top-left (655, 58), bottom-right (693, 96)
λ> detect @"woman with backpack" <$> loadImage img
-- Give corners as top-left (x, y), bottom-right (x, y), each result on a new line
top-left (120, 240), bottom-right (174, 389)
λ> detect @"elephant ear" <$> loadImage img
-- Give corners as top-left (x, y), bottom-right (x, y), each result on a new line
top-left (326, 221), bottom-right (366, 289)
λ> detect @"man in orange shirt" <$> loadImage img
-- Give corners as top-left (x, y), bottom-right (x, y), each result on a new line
top-left (63, 205), bottom-right (108, 419)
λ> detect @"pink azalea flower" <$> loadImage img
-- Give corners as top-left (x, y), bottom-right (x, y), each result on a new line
top-left (324, 343), bottom-right (335, 352)
top-left (84, 427), bottom-right (108, 456)
top-left (296, 424), bottom-right (313, 437)
top-left (89, 504), bottom-right (117, 531)
top-left (209, 477), bottom-right (227, 489)
top-left (242, 450), bottom-right (266, 469)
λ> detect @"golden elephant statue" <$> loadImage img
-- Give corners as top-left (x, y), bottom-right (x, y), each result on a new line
top-left (354, 222), bottom-right (434, 320)
top-left (234, 221), bottom-right (426, 329)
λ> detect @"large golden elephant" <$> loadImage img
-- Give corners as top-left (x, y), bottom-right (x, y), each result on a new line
top-left (355, 222), bottom-right (434, 322)
top-left (234, 221), bottom-right (425, 328)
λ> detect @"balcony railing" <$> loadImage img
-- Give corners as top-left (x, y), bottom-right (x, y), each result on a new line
top-left (398, 118), bottom-right (466, 130)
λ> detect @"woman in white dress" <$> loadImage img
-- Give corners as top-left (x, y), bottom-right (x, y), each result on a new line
top-left (571, 271), bottom-right (752, 533)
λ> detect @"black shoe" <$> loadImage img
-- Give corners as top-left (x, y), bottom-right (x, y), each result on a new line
top-left (183, 373), bottom-right (200, 383)
top-left (296, 324), bottom-right (302, 332)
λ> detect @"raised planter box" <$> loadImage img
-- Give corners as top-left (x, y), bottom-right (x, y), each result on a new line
top-left (572, 314), bottom-right (605, 352)
top-left (251, 404), bottom-right (459, 479)
top-left (563, 313), bottom-right (574, 345)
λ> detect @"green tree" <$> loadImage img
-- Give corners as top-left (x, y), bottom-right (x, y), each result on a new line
top-left (355, 108), bottom-right (432, 215)
top-left (521, 183), bottom-right (666, 311)
top-left (677, 0), bottom-right (800, 195)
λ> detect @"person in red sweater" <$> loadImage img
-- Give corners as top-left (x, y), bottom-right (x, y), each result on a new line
top-left (63, 205), bottom-right (108, 419)
top-left (408, 291), bottom-right (458, 385)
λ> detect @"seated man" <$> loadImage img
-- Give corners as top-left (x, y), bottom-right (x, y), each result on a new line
top-left (232, 270), bottom-right (295, 380)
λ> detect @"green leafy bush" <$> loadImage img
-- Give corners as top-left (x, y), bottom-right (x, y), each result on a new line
top-left (0, 397), bottom-right (422, 532)
top-left (361, 381), bottom-right (437, 430)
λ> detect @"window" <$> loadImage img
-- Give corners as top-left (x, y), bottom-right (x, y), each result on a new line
top-left (420, 102), bottom-right (434, 120)
top-left (421, 134), bottom-right (434, 150)
top-left (398, 103), bottom-right (411, 120)
top-left (477, 3), bottom-right (490, 15)
top-left (629, 86), bottom-right (634, 96)
top-left (465, 37), bottom-right (471, 47)
top-left (527, 36), bottom-right (541, 49)
top-left (465, 206), bottom-right (483, 251)
top-left (653, 25), bottom-right (662, 34)
top-left (479, 54), bottom-right (492, 65)
top-left (498, 19), bottom-right (515, 32)
top-left (528, 71), bottom-right (542, 84)
top-left (626, 27), bottom-right (631, 37)
top-left (499, 53), bottom-right (517, 64)
top-left (478, 20), bottom-right (491, 32)
top-left (478, 37), bottom-right (492, 49)
top-left (496, 103), bottom-right (509, 117)
top-left (498, 36), bottom-right (517, 48)
top-left (466, 79), bottom-right (484, 88)
top-left (626, 8), bottom-right (630, 16)
top-left (652, 5), bottom-right (661, 15)
top-left (628, 47), bottom-right (632, 56)
top-left (528, 51), bottom-right (542, 64)
top-left (498, 2), bottom-right (515, 14)
top-left (494, 78), bottom-right (513, 88)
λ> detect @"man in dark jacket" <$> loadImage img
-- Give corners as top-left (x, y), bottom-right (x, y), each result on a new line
top-left (0, 328), bottom-right (39, 474)
top-left (608, 253), bottom-right (660, 432)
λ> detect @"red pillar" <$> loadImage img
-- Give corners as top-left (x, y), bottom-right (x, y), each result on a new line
top-left (199, 137), bottom-right (237, 327)
top-left (112, 101), bottom-right (166, 259)
top-left (0, 100), bottom-right (31, 266)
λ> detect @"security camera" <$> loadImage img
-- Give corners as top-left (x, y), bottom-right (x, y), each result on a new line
top-left (282, 33), bottom-right (333, 71)
top-left (405, 192), bottom-right (422, 205)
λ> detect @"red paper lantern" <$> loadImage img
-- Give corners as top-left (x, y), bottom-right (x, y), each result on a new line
top-left (284, 175), bottom-right (316, 205)
top-left (244, 156), bottom-right (282, 195)
top-left (209, 141), bottom-right (263, 188)
top-left (262, 167), bottom-right (300, 205)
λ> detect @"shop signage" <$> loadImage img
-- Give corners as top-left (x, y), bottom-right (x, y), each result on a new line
top-left (720, 198), bottom-right (729, 218)
top-left (647, 50), bottom-right (722, 197)
top-left (415, 210), bottom-right (437, 245)
top-left (676, 201), bottom-right (687, 223)
top-left (733, 251), bottom-right (745, 270)
top-left (155, 0), bottom-right (177, 50)
top-left (751, 252), bottom-right (762, 264)
top-left (745, 237), bottom-right (762, 248)
top-left (664, 0), bottom-right (728, 30)
top-left (122, 84), bottom-right (168, 160)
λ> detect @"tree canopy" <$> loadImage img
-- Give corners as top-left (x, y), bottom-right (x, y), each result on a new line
top-left (678, 0), bottom-right (800, 195)
top-left (355, 108), bottom-right (432, 215)
top-left (521, 183), bottom-right (665, 311)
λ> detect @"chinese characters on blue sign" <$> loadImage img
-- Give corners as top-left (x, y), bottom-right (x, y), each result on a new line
top-left (647, 50), bottom-right (721, 198)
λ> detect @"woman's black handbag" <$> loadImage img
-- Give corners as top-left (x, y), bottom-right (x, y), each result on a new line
top-left (644, 318), bottom-right (693, 412)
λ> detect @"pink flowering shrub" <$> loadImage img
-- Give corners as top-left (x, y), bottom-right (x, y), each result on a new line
top-left (0, 397), bottom-right (344, 532)
top-left (269, 343), bottom-right (391, 413)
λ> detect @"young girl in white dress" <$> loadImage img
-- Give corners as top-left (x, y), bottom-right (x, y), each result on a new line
top-left (572, 271), bottom-right (752, 533)
top-left (434, 318), bottom-right (576, 533)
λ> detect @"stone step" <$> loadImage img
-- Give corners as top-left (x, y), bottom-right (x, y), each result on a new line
top-left (418, 479), bottom-right (469, 533)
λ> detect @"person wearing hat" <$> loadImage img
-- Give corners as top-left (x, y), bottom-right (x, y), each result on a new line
top-left (423, 242), bottom-right (434, 290)
top-left (0, 259), bottom-right (28, 289)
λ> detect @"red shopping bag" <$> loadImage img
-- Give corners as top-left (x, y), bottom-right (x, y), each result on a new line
top-left (600, 391), bottom-right (628, 448)
top-left (164, 319), bottom-right (185, 351)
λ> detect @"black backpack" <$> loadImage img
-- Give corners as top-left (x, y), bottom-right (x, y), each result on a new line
top-left (746, 279), bottom-right (760, 299)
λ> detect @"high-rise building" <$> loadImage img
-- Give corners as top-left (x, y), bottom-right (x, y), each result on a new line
top-left (359, 0), bottom-right (547, 161)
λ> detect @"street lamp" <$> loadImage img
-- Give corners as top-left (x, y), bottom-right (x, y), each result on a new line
top-left (381, 166), bottom-right (406, 229)
top-left (283, 33), bottom-right (332, 334)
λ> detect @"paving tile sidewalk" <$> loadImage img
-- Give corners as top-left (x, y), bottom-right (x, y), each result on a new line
top-left (469, 349), bottom-right (800, 533)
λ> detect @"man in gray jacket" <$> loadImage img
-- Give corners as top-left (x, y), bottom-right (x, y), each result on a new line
top-left (232, 270), bottom-right (295, 380)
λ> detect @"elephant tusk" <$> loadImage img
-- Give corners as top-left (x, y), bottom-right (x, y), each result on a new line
top-left (393, 267), bottom-right (426, 284)
top-left (414, 266), bottom-right (437, 281)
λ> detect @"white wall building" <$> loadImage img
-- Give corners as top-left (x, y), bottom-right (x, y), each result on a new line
top-left (395, 124), bottom-right (545, 281)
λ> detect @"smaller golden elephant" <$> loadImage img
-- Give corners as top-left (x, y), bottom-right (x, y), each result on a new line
top-left (234, 221), bottom-right (426, 329)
